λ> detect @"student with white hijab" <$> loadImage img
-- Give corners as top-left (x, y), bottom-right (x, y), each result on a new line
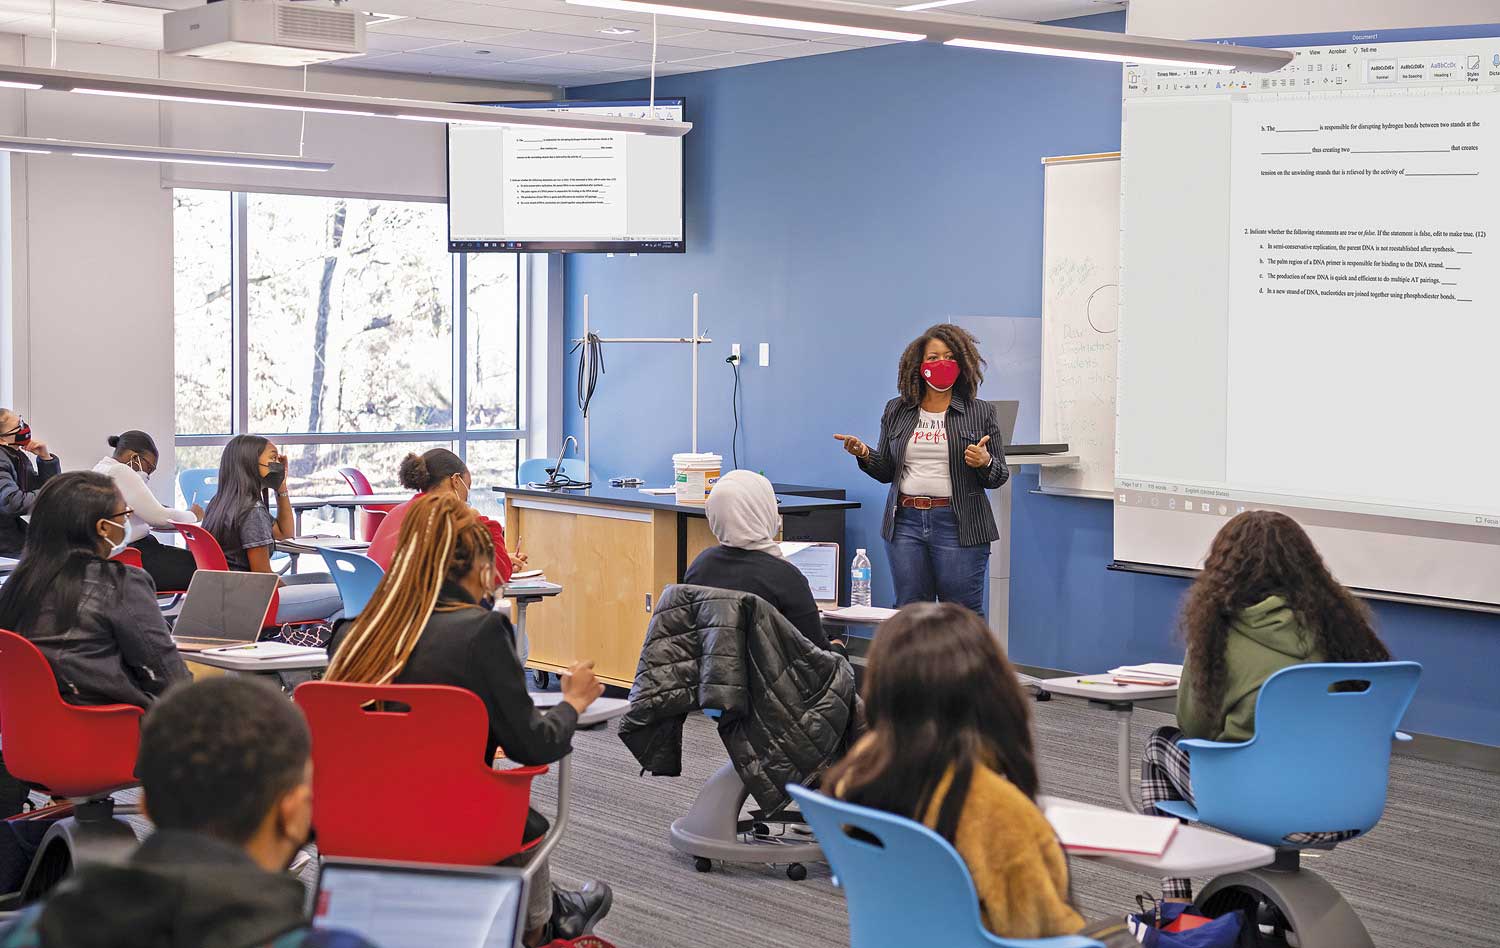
top-left (682, 470), bottom-right (843, 653)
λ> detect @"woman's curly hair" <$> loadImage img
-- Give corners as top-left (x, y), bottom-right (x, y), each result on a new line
top-left (1182, 510), bottom-right (1390, 715)
top-left (896, 323), bottom-right (985, 405)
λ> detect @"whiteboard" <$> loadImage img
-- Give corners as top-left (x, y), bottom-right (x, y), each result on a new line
top-left (1039, 154), bottom-right (1119, 499)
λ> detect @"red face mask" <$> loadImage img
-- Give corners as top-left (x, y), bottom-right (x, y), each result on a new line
top-left (921, 359), bottom-right (960, 392)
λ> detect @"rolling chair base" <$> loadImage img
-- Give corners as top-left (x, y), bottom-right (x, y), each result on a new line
top-left (669, 761), bottom-right (821, 881)
top-left (14, 798), bottom-right (140, 905)
top-left (1198, 861), bottom-right (1373, 948)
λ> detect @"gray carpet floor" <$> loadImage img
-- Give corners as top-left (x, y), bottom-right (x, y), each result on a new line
top-left (523, 701), bottom-right (1498, 948)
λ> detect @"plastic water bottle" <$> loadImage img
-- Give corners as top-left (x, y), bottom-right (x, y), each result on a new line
top-left (851, 549), bottom-right (872, 607)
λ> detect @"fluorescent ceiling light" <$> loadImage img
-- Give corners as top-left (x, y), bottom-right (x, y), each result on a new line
top-left (0, 64), bottom-right (692, 138)
top-left (0, 80), bottom-right (41, 90)
top-left (0, 134), bottom-right (332, 171)
top-left (944, 38), bottom-right (1235, 70)
top-left (897, 0), bottom-right (974, 10)
top-left (569, 0), bottom-right (1290, 71)
top-left (566, 0), bottom-right (927, 42)
top-left (73, 87), bottom-right (378, 116)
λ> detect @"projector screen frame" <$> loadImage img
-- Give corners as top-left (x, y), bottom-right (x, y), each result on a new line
top-left (445, 97), bottom-right (688, 255)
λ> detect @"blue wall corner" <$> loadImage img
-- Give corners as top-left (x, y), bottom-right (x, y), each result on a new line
top-left (563, 12), bottom-right (1500, 746)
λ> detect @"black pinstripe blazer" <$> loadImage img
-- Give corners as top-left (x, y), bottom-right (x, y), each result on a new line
top-left (857, 395), bottom-right (1010, 547)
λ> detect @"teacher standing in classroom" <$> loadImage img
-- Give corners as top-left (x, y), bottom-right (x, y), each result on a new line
top-left (835, 323), bottom-right (1009, 616)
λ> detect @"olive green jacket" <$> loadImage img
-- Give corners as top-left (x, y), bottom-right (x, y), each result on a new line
top-left (1176, 595), bottom-right (1323, 743)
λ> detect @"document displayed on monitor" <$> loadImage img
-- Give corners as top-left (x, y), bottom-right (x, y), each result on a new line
top-left (314, 863), bottom-right (524, 948)
top-left (1117, 25), bottom-right (1500, 606)
top-left (448, 99), bottom-right (684, 253)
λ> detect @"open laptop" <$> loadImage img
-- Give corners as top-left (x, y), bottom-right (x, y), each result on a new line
top-left (170, 571), bottom-right (280, 652)
top-left (312, 858), bottom-right (528, 948)
top-left (780, 541), bottom-right (840, 610)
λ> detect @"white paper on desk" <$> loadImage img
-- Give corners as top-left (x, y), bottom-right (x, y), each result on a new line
top-left (1108, 663), bottom-right (1182, 683)
top-left (821, 605), bottom-right (897, 623)
top-left (201, 642), bottom-right (324, 661)
top-left (1045, 804), bottom-right (1178, 857)
top-left (639, 487), bottom-right (676, 495)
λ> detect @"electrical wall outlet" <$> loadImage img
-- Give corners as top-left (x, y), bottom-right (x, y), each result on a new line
top-left (731, 343), bottom-right (741, 361)
top-left (758, 343), bottom-right (769, 367)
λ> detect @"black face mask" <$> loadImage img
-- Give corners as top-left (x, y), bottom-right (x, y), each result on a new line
top-left (3, 419), bottom-right (30, 445)
top-left (263, 462), bottom-right (286, 490)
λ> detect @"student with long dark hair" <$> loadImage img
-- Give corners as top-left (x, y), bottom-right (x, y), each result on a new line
top-left (364, 448), bottom-right (523, 583)
top-left (201, 435), bottom-right (341, 623)
top-left (0, 408), bottom-right (60, 557)
top-left (0, 471), bottom-right (189, 816)
top-left (1140, 510), bottom-right (1393, 902)
top-left (93, 429), bottom-right (200, 591)
top-left (825, 603), bottom-right (1125, 943)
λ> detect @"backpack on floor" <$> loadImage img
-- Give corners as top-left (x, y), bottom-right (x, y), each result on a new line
top-left (543, 938), bottom-right (618, 948)
top-left (1128, 899), bottom-right (1259, 948)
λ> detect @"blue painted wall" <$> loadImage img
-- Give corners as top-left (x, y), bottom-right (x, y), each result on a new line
top-left (566, 13), bottom-right (1500, 746)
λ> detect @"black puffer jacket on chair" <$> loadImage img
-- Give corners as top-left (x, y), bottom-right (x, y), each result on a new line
top-left (618, 584), bottom-right (857, 815)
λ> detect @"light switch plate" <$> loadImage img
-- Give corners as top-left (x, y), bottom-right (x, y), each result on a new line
top-left (758, 343), bottom-right (769, 367)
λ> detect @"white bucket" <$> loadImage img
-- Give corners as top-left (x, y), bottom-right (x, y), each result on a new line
top-left (673, 452), bottom-right (722, 505)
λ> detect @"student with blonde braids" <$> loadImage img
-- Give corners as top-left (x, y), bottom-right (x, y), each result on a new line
top-left (324, 492), bottom-right (611, 946)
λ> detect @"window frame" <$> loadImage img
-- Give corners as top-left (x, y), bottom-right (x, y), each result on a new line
top-left (174, 191), bottom-right (527, 479)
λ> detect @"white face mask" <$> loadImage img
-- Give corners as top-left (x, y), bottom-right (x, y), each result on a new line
top-left (100, 518), bottom-right (130, 559)
top-left (127, 457), bottom-right (151, 484)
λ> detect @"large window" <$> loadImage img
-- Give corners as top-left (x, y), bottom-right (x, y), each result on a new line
top-left (173, 191), bottom-right (524, 514)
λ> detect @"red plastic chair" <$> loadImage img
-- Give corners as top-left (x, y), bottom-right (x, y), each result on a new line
top-left (0, 631), bottom-right (141, 799)
top-left (109, 548), bottom-right (143, 569)
top-left (293, 682), bottom-right (545, 865)
top-left (337, 467), bottom-right (397, 542)
top-left (171, 523), bottom-right (279, 628)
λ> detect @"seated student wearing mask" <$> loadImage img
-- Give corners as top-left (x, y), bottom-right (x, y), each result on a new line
top-left (365, 448), bottom-right (524, 583)
top-left (0, 471), bottom-right (190, 816)
top-left (683, 470), bottom-right (844, 654)
top-left (825, 603), bottom-right (1130, 946)
top-left (201, 434), bottom-right (342, 623)
top-left (0, 408), bottom-right (59, 557)
top-left (0, 677), bottom-right (377, 948)
top-left (93, 429), bottom-right (201, 592)
top-left (326, 492), bottom-right (609, 947)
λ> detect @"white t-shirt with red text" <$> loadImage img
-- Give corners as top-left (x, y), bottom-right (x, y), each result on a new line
top-left (899, 410), bottom-right (950, 498)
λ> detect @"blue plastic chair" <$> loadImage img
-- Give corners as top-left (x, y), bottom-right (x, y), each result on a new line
top-left (177, 468), bottom-right (219, 508)
top-left (319, 549), bottom-right (385, 620)
top-left (517, 457), bottom-right (586, 486)
top-left (1154, 661), bottom-right (1421, 847)
top-left (787, 784), bottom-right (1102, 948)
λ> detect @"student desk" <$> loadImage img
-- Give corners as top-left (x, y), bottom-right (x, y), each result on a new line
top-left (502, 579), bottom-right (563, 673)
top-left (495, 485), bottom-right (858, 689)
top-left (1038, 795), bottom-right (1274, 878)
top-left (1040, 676), bottom-right (1179, 814)
top-left (526, 694), bottom-right (631, 872)
top-left (288, 494), bottom-right (410, 537)
top-left (182, 648), bottom-right (329, 675)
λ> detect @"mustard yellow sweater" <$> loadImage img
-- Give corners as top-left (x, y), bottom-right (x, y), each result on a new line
top-left (921, 764), bottom-right (1085, 939)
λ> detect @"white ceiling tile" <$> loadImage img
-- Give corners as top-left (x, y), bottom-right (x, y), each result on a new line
top-left (748, 39), bottom-right (862, 57)
top-left (513, 51), bottom-right (643, 70)
top-left (670, 51), bottom-right (782, 69)
top-left (579, 41), bottom-right (720, 63)
top-left (370, 18), bottom-right (507, 41)
top-left (528, 16), bottom-right (698, 40)
top-left (496, 30), bottom-right (630, 53)
top-left (366, 31), bottom-right (464, 52)
top-left (642, 29), bottom-right (783, 52)
top-left (411, 41), bottom-right (559, 61)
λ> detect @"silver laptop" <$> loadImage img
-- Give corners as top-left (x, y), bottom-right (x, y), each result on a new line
top-left (171, 571), bottom-right (280, 652)
top-left (780, 541), bottom-right (841, 610)
top-left (313, 858), bottom-right (528, 948)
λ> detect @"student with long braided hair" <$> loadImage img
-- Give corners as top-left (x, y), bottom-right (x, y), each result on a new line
top-left (1140, 510), bottom-right (1391, 903)
top-left (324, 492), bottom-right (611, 946)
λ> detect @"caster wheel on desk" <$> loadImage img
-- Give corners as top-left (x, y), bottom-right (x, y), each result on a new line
top-left (694, 857), bottom-right (713, 873)
top-left (752, 822), bottom-right (771, 838)
top-left (532, 669), bottom-right (551, 689)
top-left (786, 863), bottom-right (807, 882)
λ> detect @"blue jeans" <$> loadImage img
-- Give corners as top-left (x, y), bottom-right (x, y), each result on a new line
top-left (885, 505), bottom-right (989, 616)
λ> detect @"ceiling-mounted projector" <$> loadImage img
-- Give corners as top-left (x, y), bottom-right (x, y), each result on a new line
top-left (164, 0), bottom-right (366, 67)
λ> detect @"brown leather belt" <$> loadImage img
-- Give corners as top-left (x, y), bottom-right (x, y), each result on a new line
top-left (898, 495), bottom-right (951, 510)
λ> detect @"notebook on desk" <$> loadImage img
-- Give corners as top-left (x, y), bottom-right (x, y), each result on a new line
top-left (1044, 804), bottom-right (1179, 857)
top-left (313, 858), bottom-right (527, 948)
top-left (171, 571), bottom-right (279, 652)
